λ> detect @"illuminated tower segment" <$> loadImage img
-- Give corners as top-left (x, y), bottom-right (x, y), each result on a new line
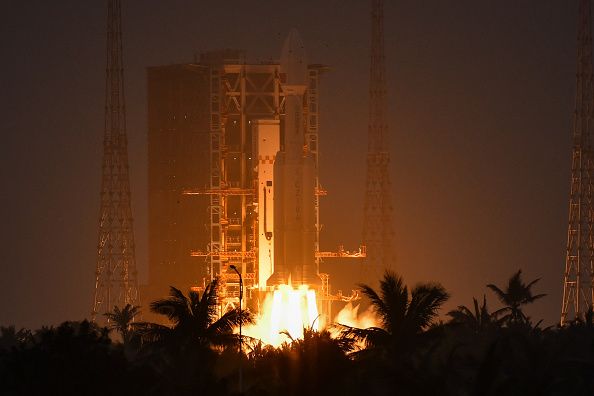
top-left (92, 0), bottom-right (140, 322)
top-left (562, 0), bottom-right (594, 325)
top-left (362, 0), bottom-right (395, 282)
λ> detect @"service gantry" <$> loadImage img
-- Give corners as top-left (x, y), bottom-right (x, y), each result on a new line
top-left (184, 55), bottom-right (326, 313)
top-left (182, 51), bottom-right (365, 321)
top-left (92, 0), bottom-right (140, 323)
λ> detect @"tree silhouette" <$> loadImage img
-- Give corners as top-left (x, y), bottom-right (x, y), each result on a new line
top-left (244, 327), bottom-right (354, 396)
top-left (447, 295), bottom-right (500, 333)
top-left (146, 277), bottom-right (253, 350)
top-left (337, 271), bottom-right (450, 395)
top-left (6, 270), bottom-right (594, 395)
top-left (342, 270), bottom-right (449, 352)
top-left (126, 278), bottom-right (255, 394)
top-left (0, 320), bottom-right (155, 394)
top-left (0, 325), bottom-right (32, 350)
top-left (487, 270), bottom-right (545, 326)
top-left (104, 304), bottom-right (140, 345)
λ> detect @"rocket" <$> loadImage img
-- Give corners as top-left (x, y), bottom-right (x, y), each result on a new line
top-left (267, 29), bottom-right (319, 287)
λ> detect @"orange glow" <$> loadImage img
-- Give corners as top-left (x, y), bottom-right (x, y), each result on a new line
top-left (334, 302), bottom-right (378, 329)
top-left (330, 303), bottom-right (379, 349)
top-left (244, 284), bottom-right (320, 347)
top-left (242, 286), bottom-right (380, 348)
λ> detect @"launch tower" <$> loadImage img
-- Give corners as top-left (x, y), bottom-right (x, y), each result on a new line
top-left (362, 0), bottom-right (395, 282)
top-left (92, 0), bottom-right (140, 323)
top-left (147, 34), bottom-right (364, 323)
top-left (145, 48), bottom-right (327, 312)
top-left (562, 0), bottom-right (594, 325)
top-left (184, 51), bottom-right (327, 312)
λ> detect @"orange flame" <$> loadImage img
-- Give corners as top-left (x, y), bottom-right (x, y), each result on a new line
top-left (331, 302), bottom-right (379, 350)
top-left (334, 302), bottom-right (378, 329)
top-left (244, 284), bottom-right (319, 347)
top-left (242, 286), bottom-right (379, 348)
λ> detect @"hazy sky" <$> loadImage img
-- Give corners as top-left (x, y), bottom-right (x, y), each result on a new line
top-left (0, 1), bottom-right (578, 328)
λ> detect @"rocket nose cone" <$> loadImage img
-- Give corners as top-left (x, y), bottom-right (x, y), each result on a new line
top-left (280, 29), bottom-right (308, 86)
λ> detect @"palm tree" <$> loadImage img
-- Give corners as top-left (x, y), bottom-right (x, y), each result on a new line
top-left (335, 271), bottom-right (450, 395)
top-left (1, 321), bottom-right (138, 395)
top-left (146, 277), bottom-right (253, 350)
top-left (487, 270), bottom-right (546, 326)
top-left (282, 326), bottom-right (355, 356)
top-left (340, 270), bottom-right (450, 356)
top-left (274, 327), bottom-right (355, 396)
top-left (447, 295), bottom-right (500, 332)
top-left (104, 304), bottom-right (140, 344)
top-left (128, 279), bottom-right (253, 394)
top-left (0, 325), bottom-right (32, 350)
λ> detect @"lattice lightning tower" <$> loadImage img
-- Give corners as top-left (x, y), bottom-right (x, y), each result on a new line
top-left (92, 0), bottom-right (139, 322)
top-left (362, 0), bottom-right (395, 282)
top-left (562, 0), bottom-right (594, 325)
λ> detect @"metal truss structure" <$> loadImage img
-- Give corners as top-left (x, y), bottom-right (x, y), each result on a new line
top-left (92, 0), bottom-right (140, 323)
top-left (562, 0), bottom-right (594, 325)
top-left (196, 60), bottom-right (327, 312)
top-left (362, 0), bottom-right (396, 283)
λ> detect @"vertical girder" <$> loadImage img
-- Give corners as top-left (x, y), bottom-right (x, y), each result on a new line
top-left (209, 67), bottom-right (223, 282)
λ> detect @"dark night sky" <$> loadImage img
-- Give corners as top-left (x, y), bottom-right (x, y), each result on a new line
top-left (0, 1), bottom-right (577, 329)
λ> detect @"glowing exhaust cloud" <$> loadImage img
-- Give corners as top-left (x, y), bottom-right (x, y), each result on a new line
top-left (244, 284), bottom-right (320, 347)
top-left (241, 284), bottom-right (381, 348)
top-left (334, 302), bottom-right (378, 330)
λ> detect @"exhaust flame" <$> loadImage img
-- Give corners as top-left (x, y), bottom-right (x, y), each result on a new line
top-left (334, 302), bottom-right (378, 329)
top-left (244, 284), bottom-right (319, 347)
top-left (329, 303), bottom-right (379, 350)
top-left (242, 286), bottom-right (379, 349)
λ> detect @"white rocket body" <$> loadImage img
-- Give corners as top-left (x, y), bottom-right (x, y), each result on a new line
top-left (267, 30), bottom-right (318, 287)
top-left (254, 120), bottom-right (280, 290)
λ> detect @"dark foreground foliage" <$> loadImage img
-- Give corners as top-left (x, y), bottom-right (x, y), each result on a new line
top-left (2, 271), bottom-right (594, 396)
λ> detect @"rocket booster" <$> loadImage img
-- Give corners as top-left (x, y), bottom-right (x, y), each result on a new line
top-left (267, 29), bottom-right (319, 287)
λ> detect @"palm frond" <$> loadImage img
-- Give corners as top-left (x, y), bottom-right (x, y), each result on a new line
top-left (379, 271), bottom-right (409, 332)
top-left (130, 321), bottom-right (171, 344)
top-left (523, 293), bottom-right (547, 304)
top-left (407, 282), bottom-right (450, 331)
top-left (188, 290), bottom-right (201, 319)
top-left (150, 286), bottom-right (191, 324)
top-left (447, 308), bottom-right (475, 326)
top-left (358, 270), bottom-right (410, 332)
top-left (357, 283), bottom-right (387, 319)
top-left (209, 308), bottom-right (253, 337)
top-left (447, 305), bottom-right (475, 325)
top-left (491, 306), bottom-right (511, 316)
top-left (335, 324), bottom-right (389, 349)
top-left (196, 277), bottom-right (221, 329)
top-left (486, 283), bottom-right (507, 306)
top-left (525, 276), bottom-right (541, 290)
top-left (473, 297), bottom-right (480, 319)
